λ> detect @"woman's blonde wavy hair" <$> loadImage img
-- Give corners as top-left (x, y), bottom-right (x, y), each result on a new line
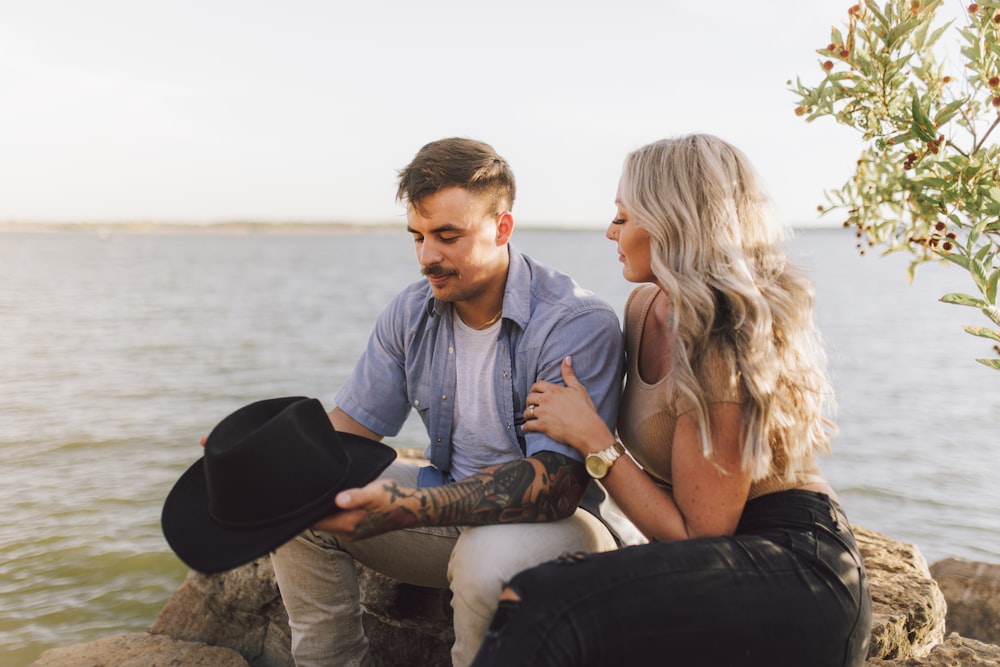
top-left (619, 134), bottom-right (835, 480)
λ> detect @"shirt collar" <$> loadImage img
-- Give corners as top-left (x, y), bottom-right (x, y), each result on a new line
top-left (424, 243), bottom-right (530, 331)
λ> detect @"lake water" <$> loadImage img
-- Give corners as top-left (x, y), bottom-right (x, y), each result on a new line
top-left (2, 226), bottom-right (998, 665)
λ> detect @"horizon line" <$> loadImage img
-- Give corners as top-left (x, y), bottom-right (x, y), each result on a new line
top-left (0, 219), bottom-right (844, 234)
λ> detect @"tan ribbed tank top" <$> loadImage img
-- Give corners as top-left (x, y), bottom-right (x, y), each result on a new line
top-left (616, 284), bottom-right (822, 499)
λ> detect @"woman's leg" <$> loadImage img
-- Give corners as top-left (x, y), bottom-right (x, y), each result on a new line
top-left (472, 492), bottom-right (870, 667)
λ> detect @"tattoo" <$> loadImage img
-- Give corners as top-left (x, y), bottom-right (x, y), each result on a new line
top-left (352, 480), bottom-right (421, 538)
top-left (423, 451), bottom-right (590, 527)
top-left (348, 453), bottom-right (590, 538)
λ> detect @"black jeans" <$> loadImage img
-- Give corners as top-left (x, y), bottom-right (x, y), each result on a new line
top-left (472, 490), bottom-right (872, 667)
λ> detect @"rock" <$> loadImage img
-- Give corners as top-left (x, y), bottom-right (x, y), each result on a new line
top-left (31, 525), bottom-right (972, 666)
top-left (358, 564), bottom-right (453, 667)
top-left (148, 557), bottom-right (292, 667)
top-left (31, 632), bottom-right (248, 667)
top-left (855, 526), bottom-right (947, 660)
top-left (930, 557), bottom-right (1000, 645)
top-left (868, 632), bottom-right (1000, 666)
top-left (148, 555), bottom-right (452, 667)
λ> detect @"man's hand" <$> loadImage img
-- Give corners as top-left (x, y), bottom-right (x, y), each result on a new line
top-left (311, 477), bottom-right (423, 540)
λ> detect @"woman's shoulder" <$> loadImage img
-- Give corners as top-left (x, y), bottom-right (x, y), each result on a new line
top-left (624, 283), bottom-right (659, 314)
top-left (623, 284), bottom-right (660, 339)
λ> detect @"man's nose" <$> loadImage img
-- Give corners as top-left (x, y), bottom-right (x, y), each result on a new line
top-left (417, 238), bottom-right (443, 266)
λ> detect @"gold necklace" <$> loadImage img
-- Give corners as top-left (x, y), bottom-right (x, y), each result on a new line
top-left (463, 309), bottom-right (503, 329)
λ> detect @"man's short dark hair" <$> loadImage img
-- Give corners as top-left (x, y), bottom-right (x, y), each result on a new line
top-left (396, 137), bottom-right (516, 215)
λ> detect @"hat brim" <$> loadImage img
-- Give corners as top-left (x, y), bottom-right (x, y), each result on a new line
top-left (161, 432), bottom-right (396, 573)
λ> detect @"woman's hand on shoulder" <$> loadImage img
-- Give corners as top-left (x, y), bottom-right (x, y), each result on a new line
top-left (523, 356), bottom-right (612, 454)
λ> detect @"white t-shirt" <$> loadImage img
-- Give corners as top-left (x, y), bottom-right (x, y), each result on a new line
top-left (449, 314), bottom-right (522, 481)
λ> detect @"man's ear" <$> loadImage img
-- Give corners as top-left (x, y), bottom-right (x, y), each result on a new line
top-left (496, 211), bottom-right (514, 246)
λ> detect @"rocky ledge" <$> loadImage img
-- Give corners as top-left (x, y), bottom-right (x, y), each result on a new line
top-left (31, 526), bottom-right (1000, 666)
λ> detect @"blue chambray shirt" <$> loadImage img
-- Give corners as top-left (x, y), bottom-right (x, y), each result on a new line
top-left (336, 244), bottom-right (642, 544)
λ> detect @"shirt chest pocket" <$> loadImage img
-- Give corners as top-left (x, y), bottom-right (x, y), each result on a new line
top-left (407, 380), bottom-right (433, 419)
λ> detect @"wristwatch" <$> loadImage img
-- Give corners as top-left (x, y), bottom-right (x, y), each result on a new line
top-left (585, 440), bottom-right (626, 479)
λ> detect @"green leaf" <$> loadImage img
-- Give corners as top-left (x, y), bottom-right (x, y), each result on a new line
top-left (887, 17), bottom-right (924, 50)
top-left (975, 357), bottom-right (1000, 371)
top-left (963, 325), bottom-right (1000, 342)
top-left (934, 99), bottom-right (966, 125)
top-left (911, 175), bottom-right (949, 188)
top-left (866, 0), bottom-right (889, 29)
top-left (825, 71), bottom-right (859, 84)
top-left (941, 292), bottom-right (987, 307)
top-left (910, 90), bottom-right (937, 142)
top-left (968, 223), bottom-right (983, 248)
top-left (924, 21), bottom-right (952, 51)
top-left (974, 240), bottom-right (992, 263)
top-left (971, 257), bottom-right (990, 290)
top-left (912, 11), bottom-right (930, 49)
top-left (885, 130), bottom-right (918, 146)
top-left (940, 251), bottom-right (970, 270)
top-left (984, 305), bottom-right (1000, 327)
top-left (988, 267), bottom-right (1000, 303)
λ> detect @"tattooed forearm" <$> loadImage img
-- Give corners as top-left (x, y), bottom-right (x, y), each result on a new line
top-left (421, 451), bottom-right (590, 527)
top-left (343, 453), bottom-right (592, 539)
top-left (422, 477), bottom-right (496, 524)
top-left (348, 453), bottom-right (591, 538)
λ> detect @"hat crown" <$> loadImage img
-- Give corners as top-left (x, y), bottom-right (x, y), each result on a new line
top-left (203, 397), bottom-right (348, 527)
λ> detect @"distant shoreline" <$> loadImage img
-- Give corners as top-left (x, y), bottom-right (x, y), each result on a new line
top-left (0, 220), bottom-right (839, 234)
top-left (0, 221), bottom-right (404, 235)
top-left (0, 221), bottom-right (611, 235)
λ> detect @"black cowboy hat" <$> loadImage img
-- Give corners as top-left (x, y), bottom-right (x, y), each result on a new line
top-left (161, 396), bottom-right (396, 573)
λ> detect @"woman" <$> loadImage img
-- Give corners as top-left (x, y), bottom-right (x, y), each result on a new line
top-left (471, 134), bottom-right (872, 666)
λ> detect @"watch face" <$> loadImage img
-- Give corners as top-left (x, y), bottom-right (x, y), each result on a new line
top-left (585, 454), bottom-right (608, 479)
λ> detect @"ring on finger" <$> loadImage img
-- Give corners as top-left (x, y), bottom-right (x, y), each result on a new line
top-left (528, 404), bottom-right (535, 418)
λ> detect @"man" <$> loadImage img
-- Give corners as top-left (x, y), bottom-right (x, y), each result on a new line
top-left (270, 137), bottom-right (638, 667)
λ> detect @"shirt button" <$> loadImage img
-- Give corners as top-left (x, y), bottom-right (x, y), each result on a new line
top-left (441, 395), bottom-right (448, 401)
top-left (414, 400), bottom-right (420, 407)
top-left (449, 347), bottom-right (454, 354)
top-left (436, 437), bottom-right (442, 443)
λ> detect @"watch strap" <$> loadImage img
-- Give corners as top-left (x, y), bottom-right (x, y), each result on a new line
top-left (596, 440), bottom-right (625, 466)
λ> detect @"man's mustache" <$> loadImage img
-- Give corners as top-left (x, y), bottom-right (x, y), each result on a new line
top-left (422, 265), bottom-right (457, 278)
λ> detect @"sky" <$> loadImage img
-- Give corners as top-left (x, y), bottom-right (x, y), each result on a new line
top-left (0, 0), bottom-right (961, 228)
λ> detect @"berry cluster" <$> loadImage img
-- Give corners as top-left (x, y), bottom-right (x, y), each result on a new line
top-left (969, 3), bottom-right (1000, 24)
top-left (909, 222), bottom-right (958, 253)
top-left (929, 221), bottom-right (958, 252)
top-left (902, 134), bottom-right (945, 170)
